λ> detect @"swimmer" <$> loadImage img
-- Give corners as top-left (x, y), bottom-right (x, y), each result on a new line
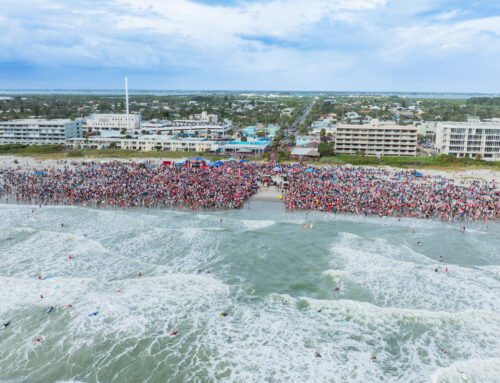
top-left (334, 287), bottom-right (339, 291)
top-left (310, 224), bottom-right (314, 229)
top-left (65, 304), bottom-right (72, 308)
top-left (315, 352), bottom-right (321, 358)
top-left (170, 330), bottom-right (178, 336)
top-left (417, 241), bottom-right (422, 246)
top-left (40, 294), bottom-right (44, 299)
top-left (68, 255), bottom-right (72, 260)
top-left (138, 272), bottom-right (142, 277)
top-left (439, 255), bottom-right (444, 262)
top-left (3, 321), bottom-right (10, 328)
top-left (316, 309), bottom-right (322, 313)
top-left (445, 267), bottom-right (448, 272)
top-left (370, 355), bottom-right (377, 361)
top-left (220, 312), bottom-right (228, 318)
top-left (66, 238), bottom-right (74, 241)
top-left (435, 267), bottom-right (438, 273)
top-left (60, 223), bottom-right (64, 227)
top-left (303, 224), bottom-right (307, 229)
top-left (441, 348), bottom-right (447, 354)
top-left (206, 271), bottom-right (214, 274)
top-left (196, 269), bottom-right (202, 274)
top-left (34, 338), bottom-right (42, 343)
top-left (115, 290), bottom-right (120, 294)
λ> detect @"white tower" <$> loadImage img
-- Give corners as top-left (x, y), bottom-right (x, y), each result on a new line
top-left (125, 77), bottom-right (130, 133)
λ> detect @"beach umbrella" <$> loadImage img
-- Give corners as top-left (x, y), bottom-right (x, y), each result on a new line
top-left (273, 166), bottom-right (281, 172)
top-left (305, 168), bottom-right (313, 173)
top-left (240, 159), bottom-right (247, 163)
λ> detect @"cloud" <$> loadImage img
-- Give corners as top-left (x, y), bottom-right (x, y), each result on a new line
top-left (0, 0), bottom-right (498, 91)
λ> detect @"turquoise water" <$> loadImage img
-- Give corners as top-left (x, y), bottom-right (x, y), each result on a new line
top-left (0, 201), bottom-right (499, 382)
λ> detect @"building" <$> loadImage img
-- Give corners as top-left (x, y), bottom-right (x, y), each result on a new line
top-left (417, 122), bottom-right (437, 138)
top-left (193, 111), bottom-right (218, 123)
top-left (67, 136), bottom-right (213, 152)
top-left (211, 141), bottom-right (269, 155)
top-left (290, 148), bottom-right (320, 161)
top-left (85, 114), bottom-right (141, 133)
top-left (141, 120), bottom-right (230, 137)
top-left (435, 121), bottom-right (500, 160)
top-left (0, 119), bottom-right (83, 145)
top-left (296, 135), bottom-right (321, 147)
top-left (335, 120), bottom-right (417, 156)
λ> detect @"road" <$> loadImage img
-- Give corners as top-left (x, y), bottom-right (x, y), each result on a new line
top-left (286, 98), bottom-right (316, 137)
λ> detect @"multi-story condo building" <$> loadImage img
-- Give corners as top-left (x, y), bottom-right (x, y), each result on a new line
top-left (335, 120), bottom-right (417, 156)
top-left (0, 119), bottom-right (83, 145)
top-left (435, 121), bottom-right (500, 160)
top-left (140, 120), bottom-right (230, 137)
top-left (85, 114), bottom-right (141, 133)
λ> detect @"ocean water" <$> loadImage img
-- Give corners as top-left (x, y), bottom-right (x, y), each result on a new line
top-left (0, 201), bottom-right (499, 383)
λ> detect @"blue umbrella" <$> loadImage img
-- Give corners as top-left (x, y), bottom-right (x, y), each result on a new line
top-left (305, 168), bottom-right (314, 173)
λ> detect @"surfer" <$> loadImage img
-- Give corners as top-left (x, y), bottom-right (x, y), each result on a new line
top-left (68, 255), bottom-right (72, 260)
top-left (441, 348), bottom-right (447, 354)
top-left (196, 269), bottom-right (202, 274)
top-left (439, 255), bottom-right (444, 262)
top-left (170, 330), bottom-right (178, 336)
top-left (315, 352), bottom-right (321, 358)
top-left (316, 309), bottom-right (322, 313)
top-left (370, 355), bottom-right (377, 361)
top-left (47, 305), bottom-right (54, 313)
top-left (417, 241), bottom-right (422, 246)
top-left (34, 338), bottom-right (42, 343)
top-left (220, 312), bottom-right (228, 318)
top-left (40, 294), bottom-right (44, 299)
top-left (3, 321), bottom-right (10, 328)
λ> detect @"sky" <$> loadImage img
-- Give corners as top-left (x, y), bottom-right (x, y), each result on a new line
top-left (0, 0), bottom-right (499, 92)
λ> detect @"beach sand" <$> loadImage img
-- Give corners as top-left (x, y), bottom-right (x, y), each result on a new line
top-left (0, 155), bottom-right (498, 186)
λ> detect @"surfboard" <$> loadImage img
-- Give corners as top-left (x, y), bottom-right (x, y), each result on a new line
top-left (88, 312), bottom-right (99, 317)
top-left (47, 307), bottom-right (53, 313)
top-left (41, 276), bottom-right (54, 280)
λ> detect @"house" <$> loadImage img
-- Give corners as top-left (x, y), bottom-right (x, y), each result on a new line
top-left (295, 135), bottom-right (320, 147)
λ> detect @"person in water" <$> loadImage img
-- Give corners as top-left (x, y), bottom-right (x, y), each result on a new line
top-left (315, 352), bottom-right (321, 358)
top-left (370, 355), bottom-right (377, 361)
top-left (3, 321), bottom-right (10, 328)
top-left (170, 330), bottom-right (177, 336)
top-left (220, 312), bottom-right (228, 318)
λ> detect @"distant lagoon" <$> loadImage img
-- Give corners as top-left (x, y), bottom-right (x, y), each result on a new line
top-left (0, 89), bottom-right (498, 99)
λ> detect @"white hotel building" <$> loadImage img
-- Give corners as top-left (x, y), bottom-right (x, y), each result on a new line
top-left (85, 114), bottom-right (141, 133)
top-left (0, 119), bottom-right (83, 145)
top-left (435, 121), bottom-right (500, 160)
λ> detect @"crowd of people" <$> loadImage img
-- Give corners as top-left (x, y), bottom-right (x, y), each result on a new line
top-left (0, 160), bottom-right (498, 221)
top-left (0, 161), bottom-right (259, 209)
top-left (284, 166), bottom-right (499, 222)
